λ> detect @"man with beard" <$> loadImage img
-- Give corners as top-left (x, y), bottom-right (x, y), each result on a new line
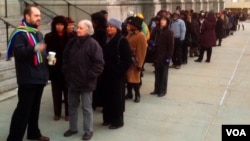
top-left (6, 5), bottom-right (50, 141)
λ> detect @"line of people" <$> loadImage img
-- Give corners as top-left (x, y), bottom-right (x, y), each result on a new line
top-left (6, 4), bottom-right (248, 141)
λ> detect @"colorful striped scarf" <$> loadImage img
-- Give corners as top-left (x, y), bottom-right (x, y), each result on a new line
top-left (6, 19), bottom-right (43, 65)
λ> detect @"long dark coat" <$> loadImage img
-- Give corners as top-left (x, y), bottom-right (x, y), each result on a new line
top-left (215, 17), bottom-right (224, 39)
top-left (45, 33), bottom-right (70, 81)
top-left (190, 19), bottom-right (200, 47)
top-left (199, 19), bottom-right (217, 48)
top-left (102, 33), bottom-right (132, 113)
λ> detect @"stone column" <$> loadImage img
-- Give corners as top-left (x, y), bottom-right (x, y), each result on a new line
top-left (185, 0), bottom-right (196, 11)
top-left (219, 0), bottom-right (225, 11)
top-left (193, 0), bottom-right (202, 12)
top-left (202, 0), bottom-right (209, 11)
top-left (172, 0), bottom-right (185, 12)
top-left (166, 0), bottom-right (173, 12)
top-left (210, 0), bottom-right (220, 12)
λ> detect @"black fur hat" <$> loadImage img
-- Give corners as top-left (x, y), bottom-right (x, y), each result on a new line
top-left (51, 15), bottom-right (67, 33)
top-left (128, 16), bottom-right (143, 29)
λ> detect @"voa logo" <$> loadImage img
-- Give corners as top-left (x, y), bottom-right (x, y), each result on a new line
top-left (226, 129), bottom-right (246, 136)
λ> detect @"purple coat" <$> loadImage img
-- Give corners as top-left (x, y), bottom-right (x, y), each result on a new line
top-left (199, 19), bottom-right (217, 48)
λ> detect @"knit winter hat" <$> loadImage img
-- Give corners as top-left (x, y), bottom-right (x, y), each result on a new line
top-left (107, 18), bottom-right (122, 30)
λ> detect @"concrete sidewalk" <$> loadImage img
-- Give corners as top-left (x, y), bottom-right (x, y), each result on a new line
top-left (0, 21), bottom-right (250, 141)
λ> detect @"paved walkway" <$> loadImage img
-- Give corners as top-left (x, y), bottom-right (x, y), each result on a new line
top-left (0, 21), bottom-right (250, 141)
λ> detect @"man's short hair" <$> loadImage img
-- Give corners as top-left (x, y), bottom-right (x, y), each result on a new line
top-left (23, 4), bottom-right (38, 18)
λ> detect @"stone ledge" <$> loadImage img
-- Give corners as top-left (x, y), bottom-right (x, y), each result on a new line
top-left (0, 88), bottom-right (17, 102)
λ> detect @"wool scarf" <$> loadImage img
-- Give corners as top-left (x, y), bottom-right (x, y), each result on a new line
top-left (6, 19), bottom-right (43, 65)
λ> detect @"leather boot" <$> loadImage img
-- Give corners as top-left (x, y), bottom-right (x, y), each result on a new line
top-left (134, 84), bottom-right (140, 103)
top-left (242, 25), bottom-right (244, 31)
top-left (125, 83), bottom-right (133, 99)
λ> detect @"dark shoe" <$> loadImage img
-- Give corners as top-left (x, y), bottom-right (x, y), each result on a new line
top-left (134, 96), bottom-right (140, 103)
top-left (169, 64), bottom-right (176, 68)
top-left (109, 123), bottom-right (124, 129)
top-left (158, 93), bottom-right (166, 97)
top-left (182, 61), bottom-right (187, 64)
top-left (65, 116), bottom-right (69, 121)
top-left (82, 132), bottom-right (93, 140)
top-left (194, 53), bottom-right (199, 57)
top-left (125, 94), bottom-right (133, 99)
top-left (64, 130), bottom-right (78, 137)
top-left (38, 136), bottom-right (50, 141)
top-left (28, 135), bottom-right (50, 141)
top-left (175, 65), bottom-right (181, 69)
top-left (54, 116), bottom-right (60, 121)
top-left (150, 91), bottom-right (158, 95)
top-left (205, 60), bottom-right (210, 63)
top-left (102, 122), bottom-right (111, 126)
top-left (194, 59), bottom-right (202, 62)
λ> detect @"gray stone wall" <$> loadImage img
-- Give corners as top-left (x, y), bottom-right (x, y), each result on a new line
top-left (0, 0), bottom-right (225, 23)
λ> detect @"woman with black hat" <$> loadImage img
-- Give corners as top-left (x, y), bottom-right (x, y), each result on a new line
top-left (45, 15), bottom-right (70, 121)
top-left (126, 16), bottom-right (147, 103)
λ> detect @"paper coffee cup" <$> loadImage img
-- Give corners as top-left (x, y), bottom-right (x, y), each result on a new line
top-left (48, 51), bottom-right (56, 65)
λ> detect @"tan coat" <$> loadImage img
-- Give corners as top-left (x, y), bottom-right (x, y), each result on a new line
top-left (126, 31), bottom-right (147, 83)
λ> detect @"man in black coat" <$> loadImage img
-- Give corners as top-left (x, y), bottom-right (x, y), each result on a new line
top-left (6, 5), bottom-right (50, 141)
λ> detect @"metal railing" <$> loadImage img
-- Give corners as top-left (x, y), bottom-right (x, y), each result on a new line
top-left (22, 0), bottom-right (91, 18)
top-left (61, 0), bottom-right (91, 17)
top-left (23, 0), bottom-right (57, 18)
top-left (0, 17), bottom-right (16, 45)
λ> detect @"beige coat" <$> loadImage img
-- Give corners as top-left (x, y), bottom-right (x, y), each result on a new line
top-left (126, 31), bottom-right (147, 83)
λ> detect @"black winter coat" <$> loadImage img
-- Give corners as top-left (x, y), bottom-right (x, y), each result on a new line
top-left (102, 34), bottom-right (132, 77)
top-left (150, 26), bottom-right (174, 65)
top-left (12, 32), bottom-right (49, 85)
top-left (216, 17), bottom-right (224, 39)
top-left (63, 36), bottom-right (105, 91)
top-left (45, 33), bottom-right (70, 81)
top-left (101, 33), bottom-right (132, 113)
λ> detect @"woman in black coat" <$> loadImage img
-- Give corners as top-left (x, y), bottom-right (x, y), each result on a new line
top-left (45, 15), bottom-right (70, 121)
top-left (91, 12), bottom-right (107, 109)
top-left (215, 12), bottom-right (224, 46)
top-left (149, 16), bottom-right (174, 97)
top-left (101, 18), bottom-right (132, 129)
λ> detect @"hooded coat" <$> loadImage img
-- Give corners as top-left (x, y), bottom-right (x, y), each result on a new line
top-left (199, 13), bottom-right (217, 48)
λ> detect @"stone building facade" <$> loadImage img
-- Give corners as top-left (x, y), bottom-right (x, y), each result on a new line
top-left (1, 0), bottom-right (225, 23)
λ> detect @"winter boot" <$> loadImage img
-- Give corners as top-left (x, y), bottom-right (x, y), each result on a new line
top-left (134, 84), bottom-right (141, 103)
top-left (125, 83), bottom-right (133, 99)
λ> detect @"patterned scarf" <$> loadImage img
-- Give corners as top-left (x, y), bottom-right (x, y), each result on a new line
top-left (6, 19), bottom-right (43, 65)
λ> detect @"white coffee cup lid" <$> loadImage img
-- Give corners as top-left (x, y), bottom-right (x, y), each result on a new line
top-left (49, 51), bottom-right (56, 55)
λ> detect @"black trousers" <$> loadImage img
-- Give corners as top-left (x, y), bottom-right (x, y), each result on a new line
top-left (182, 44), bottom-right (188, 64)
top-left (103, 76), bottom-right (125, 125)
top-left (7, 84), bottom-right (45, 141)
top-left (198, 47), bottom-right (212, 61)
top-left (154, 63), bottom-right (169, 94)
top-left (172, 38), bottom-right (183, 66)
top-left (51, 80), bottom-right (68, 117)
